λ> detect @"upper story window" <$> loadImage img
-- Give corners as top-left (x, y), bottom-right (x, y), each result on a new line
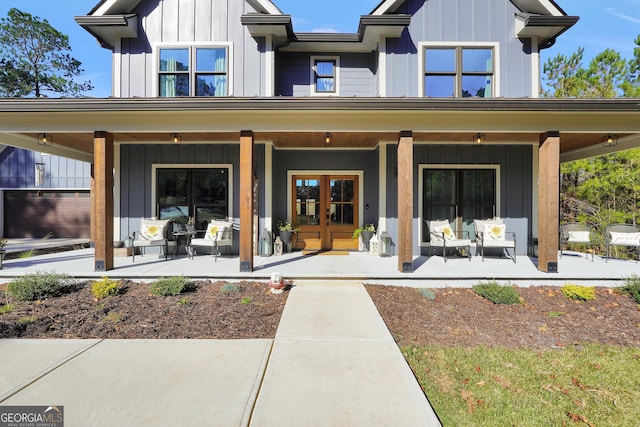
top-left (422, 46), bottom-right (494, 98)
top-left (311, 56), bottom-right (339, 96)
top-left (159, 46), bottom-right (229, 97)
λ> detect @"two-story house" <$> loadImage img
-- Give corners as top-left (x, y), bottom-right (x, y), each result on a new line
top-left (0, 0), bottom-right (639, 273)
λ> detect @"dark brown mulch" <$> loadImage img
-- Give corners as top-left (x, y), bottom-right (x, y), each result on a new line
top-left (0, 280), bottom-right (288, 339)
top-left (366, 285), bottom-right (640, 349)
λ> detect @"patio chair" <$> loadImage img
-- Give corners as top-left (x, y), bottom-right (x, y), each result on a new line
top-left (132, 218), bottom-right (176, 262)
top-left (426, 219), bottom-right (471, 262)
top-left (474, 218), bottom-right (516, 263)
top-left (189, 220), bottom-right (233, 261)
top-left (605, 223), bottom-right (640, 262)
top-left (560, 222), bottom-right (594, 261)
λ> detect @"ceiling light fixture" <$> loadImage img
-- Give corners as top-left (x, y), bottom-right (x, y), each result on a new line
top-left (170, 133), bottom-right (182, 144)
top-left (37, 133), bottom-right (52, 146)
top-left (324, 132), bottom-right (332, 145)
top-left (601, 133), bottom-right (618, 147)
top-left (473, 133), bottom-right (485, 146)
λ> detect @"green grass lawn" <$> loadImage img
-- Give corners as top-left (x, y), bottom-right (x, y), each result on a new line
top-left (404, 344), bottom-right (640, 426)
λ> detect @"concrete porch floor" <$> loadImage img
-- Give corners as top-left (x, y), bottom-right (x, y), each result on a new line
top-left (1, 239), bottom-right (638, 287)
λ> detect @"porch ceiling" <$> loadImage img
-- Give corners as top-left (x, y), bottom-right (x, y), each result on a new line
top-left (1, 97), bottom-right (638, 162)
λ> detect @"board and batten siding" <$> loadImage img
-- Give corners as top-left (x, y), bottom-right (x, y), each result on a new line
top-left (384, 144), bottom-right (533, 255)
top-left (118, 0), bottom-right (265, 97)
top-left (0, 147), bottom-right (90, 189)
top-left (385, 0), bottom-right (534, 98)
top-left (276, 52), bottom-right (377, 97)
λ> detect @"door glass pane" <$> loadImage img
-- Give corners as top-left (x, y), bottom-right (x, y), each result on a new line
top-left (330, 179), bottom-right (355, 225)
top-left (295, 179), bottom-right (321, 225)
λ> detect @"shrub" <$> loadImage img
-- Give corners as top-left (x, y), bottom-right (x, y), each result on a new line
top-left (91, 277), bottom-right (122, 300)
top-left (418, 288), bottom-right (436, 301)
top-left (472, 281), bottom-right (521, 305)
top-left (619, 275), bottom-right (640, 304)
top-left (150, 276), bottom-right (188, 296)
top-left (221, 282), bottom-right (243, 294)
top-left (7, 272), bottom-right (76, 301)
top-left (561, 284), bottom-right (595, 301)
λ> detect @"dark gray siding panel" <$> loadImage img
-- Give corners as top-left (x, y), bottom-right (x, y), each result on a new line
top-left (272, 149), bottom-right (379, 227)
top-left (276, 53), bottom-right (376, 97)
top-left (386, 0), bottom-right (533, 98)
top-left (119, 143), bottom-right (253, 254)
top-left (385, 144), bottom-right (533, 255)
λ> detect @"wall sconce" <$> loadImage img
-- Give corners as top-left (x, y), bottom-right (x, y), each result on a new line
top-left (37, 133), bottom-right (52, 146)
top-left (601, 133), bottom-right (618, 147)
top-left (324, 132), bottom-right (332, 145)
top-left (170, 133), bottom-right (182, 144)
top-left (473, 133), bottom-right (485, 146)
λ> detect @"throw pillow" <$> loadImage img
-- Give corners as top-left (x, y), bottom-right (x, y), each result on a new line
top-left (140, 220), bottom-right (167, 241)
top-left (484, 223), bottom-right (505, 241)
top-left (610, 232), bottom-right (640, 245)
top-left (433, 224), bottom-right (456, 241)
top-left (205, 224), bottom-right (219, 240)
top-left (567, 231), bottom-right (590, 242)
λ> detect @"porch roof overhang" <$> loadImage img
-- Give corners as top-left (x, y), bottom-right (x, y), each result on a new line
top-left (0, 97), bottom-right (638, 163)
top-left (515, 13), bottom-right (579, 49)
top-left (74, 14), bottom-right (138, 50)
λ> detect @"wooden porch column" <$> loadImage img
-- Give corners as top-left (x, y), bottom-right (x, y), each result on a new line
top-left (538, 131), bottom-right (560, 273)
top-left (239, 130), bottom-right (254, 272)
top-left (93, 131), bottom-right (114, 271)
top-left (397, 131), bottom-right (414, 272)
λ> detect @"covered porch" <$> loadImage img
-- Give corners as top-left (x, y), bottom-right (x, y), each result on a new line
top-left (1, 243), bottom-right (639, 288)
top-left (1, 97), bottom-right (639, 275)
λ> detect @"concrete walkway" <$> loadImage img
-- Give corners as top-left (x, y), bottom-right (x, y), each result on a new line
top-left (0, 281), bottom-right (441, 427)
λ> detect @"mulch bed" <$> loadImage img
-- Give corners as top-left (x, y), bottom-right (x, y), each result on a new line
top-left (0, 280), bottom-right (288, 339)
top-left (366, 285), bottom-right (640, 349)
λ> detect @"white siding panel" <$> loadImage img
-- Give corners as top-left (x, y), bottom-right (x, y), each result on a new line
top-left (194, 0), bottom-right (213, 40)
top-left (178, 0), bottom-right (196, 42)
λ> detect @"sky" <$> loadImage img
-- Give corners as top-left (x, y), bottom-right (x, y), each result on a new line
top-left (0, 0), bottom-right (639, 98)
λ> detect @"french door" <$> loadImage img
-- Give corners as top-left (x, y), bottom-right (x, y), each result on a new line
top-left (291, 174), bottom-right (359, 250)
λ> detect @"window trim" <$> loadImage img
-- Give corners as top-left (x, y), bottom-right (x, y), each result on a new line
top-left (418, 164), bottom-right (501, 246)
top-left (310, 56), bottom-right (340, 96)
top-left (151, 163), bottom-right (234, 221)
top-left (418, 42), bottom-right (500, 98)
top-left (154, 42), bottom-right (233, 97)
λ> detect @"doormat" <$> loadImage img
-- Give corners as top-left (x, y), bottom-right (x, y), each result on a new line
top-left (301, 250), bottom-right (350, 256)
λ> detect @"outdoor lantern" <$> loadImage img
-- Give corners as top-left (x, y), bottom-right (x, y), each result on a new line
top-left (528, 238), bottom-right (539, 257)
top-left (37, 133), bottom-right (52, 146)
top-left (260, 228), bottom-right (273, 256)
top-left (124, 235), bottom-right (134, 248)
top-left (369, 233), bottom-right (379, 255)
top-left (274, 236), bottom-right (283, 256)
top-left (379, 232), bottom-right (393, 257)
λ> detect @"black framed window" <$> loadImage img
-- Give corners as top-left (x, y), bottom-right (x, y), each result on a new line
top-left (314, 59), bottom-right (336, 93)
top-left (423, 47), bottom-right (494, 98)
top-left (157, 168), bottom-right (228, 229)
top-left (422, 169), bottom-right (496, 242)
top-left (159, 47), bottom-right (228, 97)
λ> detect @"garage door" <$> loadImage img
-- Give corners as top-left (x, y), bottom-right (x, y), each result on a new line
top-left (4, 191), bottom-right (91, 238)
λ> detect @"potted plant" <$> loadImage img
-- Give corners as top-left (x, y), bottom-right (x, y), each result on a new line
top-left (0, 237), bottom-right (7, 270)
top-left (277, 220), bottom-right (299, 245)
top-left (352, 224), bottom-right (376, 250)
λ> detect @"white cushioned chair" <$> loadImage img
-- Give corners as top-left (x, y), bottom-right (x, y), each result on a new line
top-left (189, 220), bottom-right (233, 261)
top-left (473, 218), bottom-right (516, 263)
top-left (132, 219), bottom-right (176, 262)
top-left (605, 223), bottom-right (640, 262)
top-left (427, 219), bottom-right (471, 262)
top-left (560, 223), bottom-right (594, 261)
